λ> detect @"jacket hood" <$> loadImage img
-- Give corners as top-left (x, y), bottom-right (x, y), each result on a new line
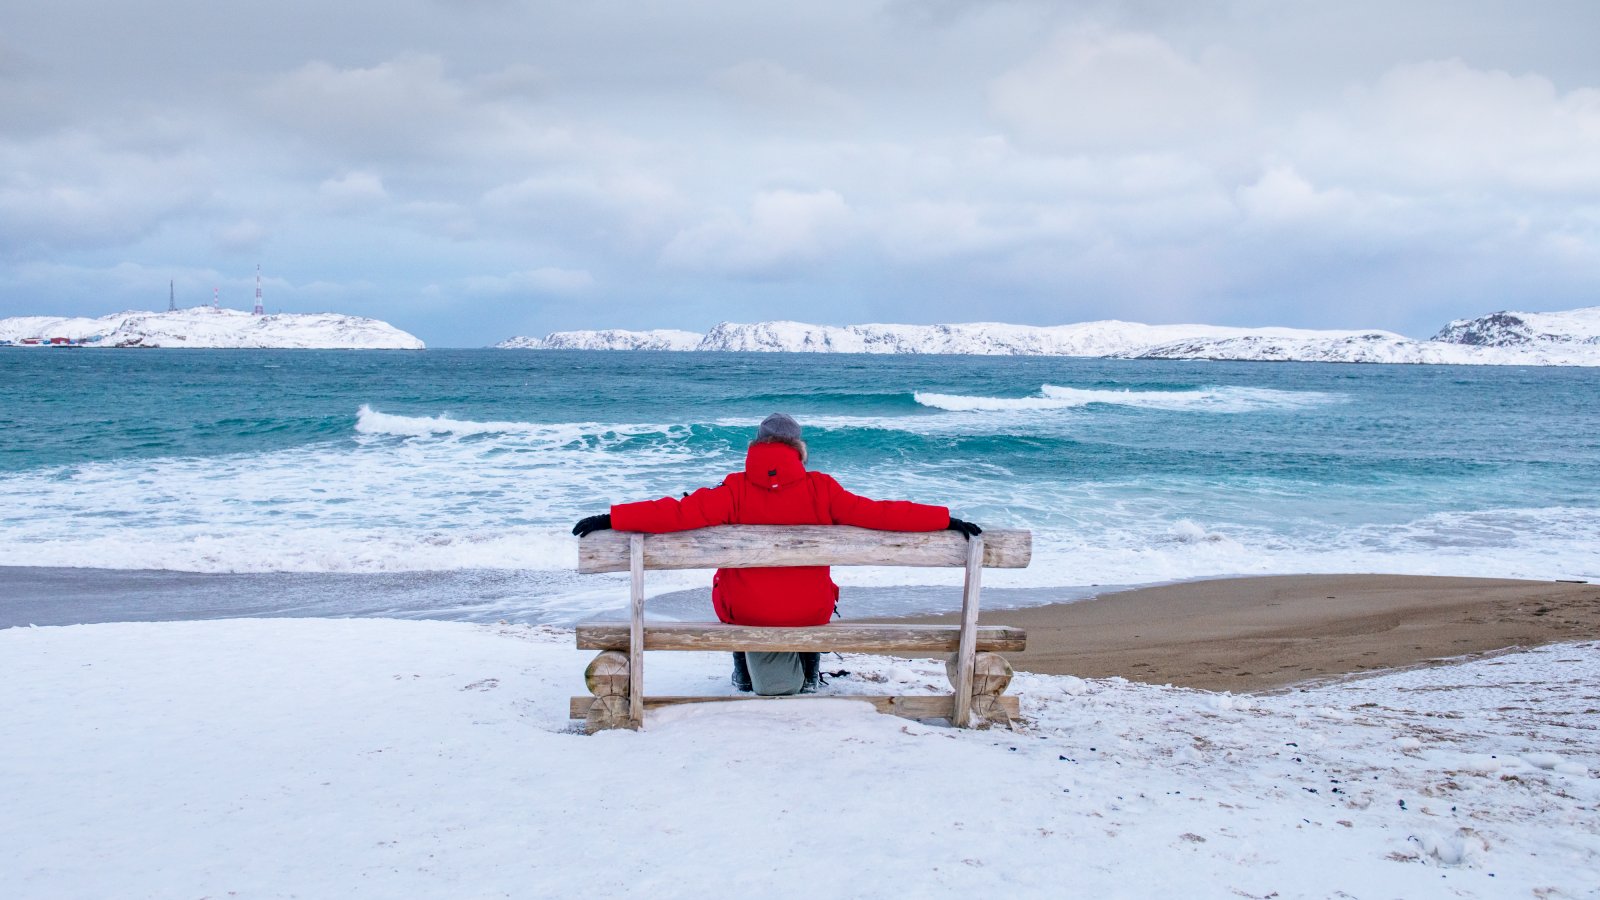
top-left (743, 441), bottom-right (807, 489)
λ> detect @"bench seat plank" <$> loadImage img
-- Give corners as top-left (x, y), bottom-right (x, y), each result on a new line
top-left (570, 694), bottom-right (1020, 720)
top-left (576, 622), bottom-right (1027, 653)
top-left (578, 525), bottom-right (1030, 573)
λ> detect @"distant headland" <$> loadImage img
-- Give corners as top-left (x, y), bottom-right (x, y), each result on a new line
top-left (0, 308), bottom-right (424, 350)
top-left (496, 306), bottom-right (1600, 366)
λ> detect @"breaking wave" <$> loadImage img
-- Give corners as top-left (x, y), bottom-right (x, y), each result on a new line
top-left (355, 405), bottom-right (556, 438)
top-left (353, 405), bottom-right (737, 449)
top-left (914, 385), bottom-right (1341, 413)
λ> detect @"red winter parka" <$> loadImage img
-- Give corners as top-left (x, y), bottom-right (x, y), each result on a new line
top-left (609, 441), bottom-right (950, 626)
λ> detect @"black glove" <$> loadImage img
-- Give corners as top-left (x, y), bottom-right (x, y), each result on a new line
top-left (571, 514), bottom-right (612, 537)
top-left (947, 517), bottom-right (983, 539)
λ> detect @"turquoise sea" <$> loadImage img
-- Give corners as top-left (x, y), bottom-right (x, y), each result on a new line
top-left (2, 349), bottom-right (1597, 625)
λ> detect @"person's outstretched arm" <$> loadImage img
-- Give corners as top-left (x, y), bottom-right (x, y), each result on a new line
top-left (604, 483), bottom-right (736, 534)
top-left (818, 474), bottom-right (959, 532)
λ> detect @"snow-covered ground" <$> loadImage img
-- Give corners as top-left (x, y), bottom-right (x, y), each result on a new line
top-left (0, 308), bottom-right (424, 349)
top-left (496, 306), bottom-right (1600, 365)
top-left (2, 618), bottom-right (1594, 898)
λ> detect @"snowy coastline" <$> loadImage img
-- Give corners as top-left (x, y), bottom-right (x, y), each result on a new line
top-left (497, 328), bottom-right (701, 351)
top-left (2, 617), bottom-right (1595, 898)
top-left (0, 308), bottom-right (425, 349)
top-left (499, 306), bottom-right (1600, 366)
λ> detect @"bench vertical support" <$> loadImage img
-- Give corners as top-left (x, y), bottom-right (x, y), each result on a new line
top-left (628, 534), bottom-right (645, 728)
top-left (947, 652), bottom-right (1016, 729)
top-left (582, 651), bottom-right (631, 733)
top-left (950, 535), bottom-right (984, 727)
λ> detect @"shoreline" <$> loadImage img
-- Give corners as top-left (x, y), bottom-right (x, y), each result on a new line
top-left (0, 565), bottom-right (1094, 629)
top-left (870, 573), bottom-right (1600, 692)
top-left (7, 567), bottom-right (1598, 695)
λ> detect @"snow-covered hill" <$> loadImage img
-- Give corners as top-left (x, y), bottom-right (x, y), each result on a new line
top-left (1122, 331), bottom-right (1588, 365)
top-left (693, 319), bottom-right (1405, 357)
top-left (1131, 307), bottom-right (1600, 365)
top-left (497, 328), bottom-right (701, 351)
top-left (0, 308), bottom-right (424, 349)
top-left (498, 306), bottom-right (1600, 365)
top-left (1432, 307), bottom-right (1600, 348)
top-left (498, 321), bottom-right (1392, 357)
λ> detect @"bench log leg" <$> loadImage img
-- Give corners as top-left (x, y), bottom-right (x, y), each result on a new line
top-left (583, 650), bottom-right (632, 733)
top-left (946, 651), bottom-right (1017, 729)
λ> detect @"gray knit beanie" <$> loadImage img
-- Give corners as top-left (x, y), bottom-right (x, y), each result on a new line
top-left (756, 413), bottom-right (802, 443)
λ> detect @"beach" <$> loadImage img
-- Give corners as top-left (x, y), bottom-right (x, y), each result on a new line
top-left (5, 559), bottom-right (1599, 899)
top-left (883, 574), bottom-right (1600, 691)
top-left (4, 611), bottom-right (1597, 898)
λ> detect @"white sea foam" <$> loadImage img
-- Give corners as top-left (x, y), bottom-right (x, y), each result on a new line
top-left (1014, 505), bottom-right (1600, 591)
top-left (357, 406), bottom-right (915, 441)
top-left (354, 405), bottom-right (558, 437)
top-left (912, 392), bottom-right (1075, 412)
top-left (1, 452), bottom-right (1594, 588)
top-left (1166, 519), bottom-right (1238, 545)
top-left (353, 390), bottom-right (1334, 447)
top-left (914, 384), bottom-right (1341, 413)
top-left (1042, 384), bottom-right (1339, 411)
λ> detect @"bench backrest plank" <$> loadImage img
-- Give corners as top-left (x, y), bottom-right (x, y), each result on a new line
top-left (578, 525), bottom-right (1030, 574)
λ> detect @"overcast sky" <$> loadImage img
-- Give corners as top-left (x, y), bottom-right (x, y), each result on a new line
top-left (2, 1), bottom-right (1598, 345)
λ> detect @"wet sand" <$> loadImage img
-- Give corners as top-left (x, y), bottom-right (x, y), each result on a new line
top-left (874, 575), bottom-right (1600, 692)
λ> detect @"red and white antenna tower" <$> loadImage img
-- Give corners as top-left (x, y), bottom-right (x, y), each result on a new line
top-left (253, 264), bottom-right (265, 316)
top-left (213, 286), bottom-right (220, 311)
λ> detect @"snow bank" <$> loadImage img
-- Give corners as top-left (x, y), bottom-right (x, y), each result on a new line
top-left (0, 308), bottom-right (424, 349)
top-left (2, 619), bottom-right (1594, 897)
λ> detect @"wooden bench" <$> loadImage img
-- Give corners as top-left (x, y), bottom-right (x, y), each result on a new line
top-left (571, 525), bottom-right (1031, 732)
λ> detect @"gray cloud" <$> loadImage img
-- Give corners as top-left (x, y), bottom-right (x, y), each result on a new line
top-left (990, 28), bottom-right (1254, 153)
top-left (0, 132), bottom-right (215, 252)
top-left (213, 219), bottom-right (269, 254)
top-left (464, 266), bottom-right (594, 296)
top-left (661, 188), bottom-right (854, 276)
top-left (1291, 59), bottom-right (1600, 193)
top-left (2, 0), bottom-right (1599, 344)
top-left (318, 172), bottom-right (390, 213)
top-left (712, 60), bottom-right (864, 127)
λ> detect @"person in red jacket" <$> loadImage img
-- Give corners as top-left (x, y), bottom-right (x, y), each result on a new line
top-left (571, 413), bottom-right (982, 696)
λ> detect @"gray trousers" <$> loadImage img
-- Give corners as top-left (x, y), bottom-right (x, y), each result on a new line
top-left (746, 651), bottom-right (805, 696)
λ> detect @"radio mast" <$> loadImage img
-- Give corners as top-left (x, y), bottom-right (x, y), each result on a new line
top-left (169, 280), bottom-right (176, 312)
top-left (253, 264), bottom-right (265, 316)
